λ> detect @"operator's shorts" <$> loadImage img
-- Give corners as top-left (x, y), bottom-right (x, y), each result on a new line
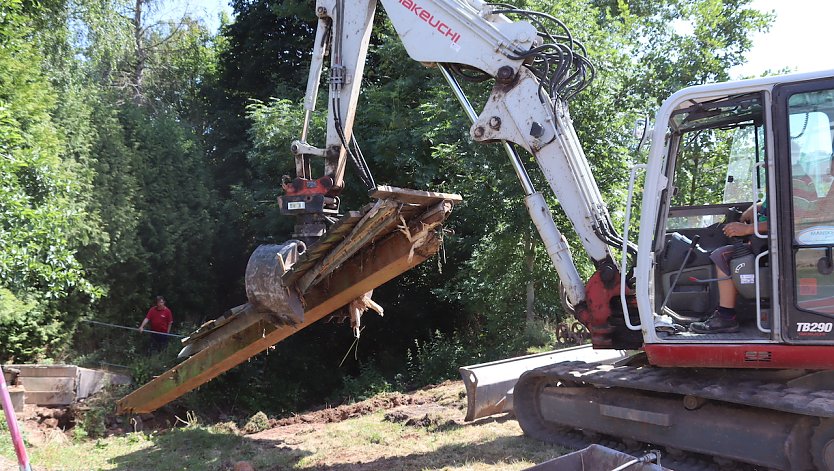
top-left (709, 245), bottom-right (734, 276)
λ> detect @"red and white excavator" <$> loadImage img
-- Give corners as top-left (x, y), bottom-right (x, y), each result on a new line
top-left (280, 0), bottom-right (834, 467)
top-left (120, 0), bottom-right (834, 467)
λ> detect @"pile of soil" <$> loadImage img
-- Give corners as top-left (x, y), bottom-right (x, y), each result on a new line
top-left (271, 392), bottom-right (427, 427)
top-left (269, 380), bottom-right (464, 428)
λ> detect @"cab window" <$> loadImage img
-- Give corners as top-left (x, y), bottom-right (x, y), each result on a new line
top-left (788, 89), bottom-right (834, 315)
top-left (667, 93), bottom-right (765, 230)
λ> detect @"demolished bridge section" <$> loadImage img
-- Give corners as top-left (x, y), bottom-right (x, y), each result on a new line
top-left (117, 186), bottom-right (461, 414)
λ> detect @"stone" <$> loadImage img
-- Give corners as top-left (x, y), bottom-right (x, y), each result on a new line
top-left (233, 461), bottom-right (255, 471)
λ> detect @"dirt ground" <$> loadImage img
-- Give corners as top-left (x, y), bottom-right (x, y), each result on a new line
top-left (4, 381), bottom-right (560, 470)
top-left (268, 386), bottom-right (445, 428)
top-left (240, 381), bottom-right (556, 470)
top-left (252, 380), bottom-right (463, 439)
top-left (0, 455), bottom-right (18, 471)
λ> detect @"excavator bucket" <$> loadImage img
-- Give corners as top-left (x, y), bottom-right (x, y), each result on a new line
top-left (245, 243), bottom-right (305, 323)
top-left (117, 186), bottom-right (460, 414)
top-left (526, 445), bottom-right (669, 471)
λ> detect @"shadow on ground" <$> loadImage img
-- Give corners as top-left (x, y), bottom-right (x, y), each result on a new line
top-left (106, 423), bottom-right (561, 471)
top-left (262, 435), bottom-right (561, 471)
top-left (106, 427), bottom-right (312, 471)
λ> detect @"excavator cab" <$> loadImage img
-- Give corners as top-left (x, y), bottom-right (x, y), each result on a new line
top-left (654, 91), bottom-right (772, 333)
top-left (633, 72), bottom-right (834, 368)
top-left (509, 75), bottom-right (834, 470)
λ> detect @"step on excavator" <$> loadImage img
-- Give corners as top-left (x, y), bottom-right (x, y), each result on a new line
top-left (118, 0), bottom-right (834, 468)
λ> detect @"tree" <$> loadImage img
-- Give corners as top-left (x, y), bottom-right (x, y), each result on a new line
top-left (0, 0), bottom-right (101, 361)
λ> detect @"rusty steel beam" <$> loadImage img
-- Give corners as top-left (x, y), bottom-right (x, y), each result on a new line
top-left (116, 202), bottom-right (452, 414)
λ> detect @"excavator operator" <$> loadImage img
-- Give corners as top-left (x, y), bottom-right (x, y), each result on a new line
top-left (691, 200), bottom-right (768, 333)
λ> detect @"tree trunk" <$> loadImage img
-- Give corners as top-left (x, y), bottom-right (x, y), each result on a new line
top-left (132, 0), bottom-right (146, 104)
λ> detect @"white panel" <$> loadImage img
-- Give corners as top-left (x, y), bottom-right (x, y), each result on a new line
top-left (380, 0), bottom-right (535, 75)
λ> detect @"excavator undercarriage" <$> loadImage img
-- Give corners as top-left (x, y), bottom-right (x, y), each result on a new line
top-left (512, 360), bottom-right (834, 470)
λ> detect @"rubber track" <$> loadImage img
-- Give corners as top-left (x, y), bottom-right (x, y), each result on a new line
top-left (532, 361), bottom-right (834, 417)
top-left (516, 362), bottom-right (802, 470)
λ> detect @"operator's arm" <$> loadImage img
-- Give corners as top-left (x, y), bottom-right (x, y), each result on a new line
top-left (739, 201), bottom-right (763, 223)
top-left (726, 201), bottom-right (767, 237)
top-left (139, 317), bottom-right (149, 333)
top-left (723, 221), bottom-right (768, 237)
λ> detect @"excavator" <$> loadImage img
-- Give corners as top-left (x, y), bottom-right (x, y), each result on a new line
top-left (116, 0), bottom-right (834, 468)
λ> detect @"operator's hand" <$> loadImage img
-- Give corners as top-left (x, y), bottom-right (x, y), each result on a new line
top-left (138, 325), bottom-right (144, 333)
top-left (739, 212), bottom-right (753, 224)
top-left (723, 221), bottom-right (754, 238)
top-left (739, 202), bottom-right (759, 224)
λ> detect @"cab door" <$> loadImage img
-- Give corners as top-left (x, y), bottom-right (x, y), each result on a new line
top-left (774, 78), bottom-right (834, 343)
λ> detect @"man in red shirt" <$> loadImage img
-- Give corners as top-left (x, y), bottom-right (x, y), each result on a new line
top-left (139, 296), bottom-right (173, 352)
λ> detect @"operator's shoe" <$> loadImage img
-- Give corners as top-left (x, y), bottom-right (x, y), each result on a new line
top-left (689, 310), bottom-right (739, 333)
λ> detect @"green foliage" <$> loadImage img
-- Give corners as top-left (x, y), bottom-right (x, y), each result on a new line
top-left (0, 289), bottom-right (63, 361)
top-left (0, 4), bottom-right (97, 300)
top-left (406, 331), bottom-right (475, 386)
top-left (523, 319), bottom-right (560, 349)
top-left (336, 362), bottom-right (392, 403)
top-left (71, 425), bottom-right (89, 441)
top-left (80, 407), bottom-right (107, 439)
top-left (128, 343), bottom-right (180, 385)
top-left (210, 421), bottom-right (240, 435)
top-left (72, 384), bottom-right (131, 441)
top-left (672, 128), bottom-right (736, 206)
top-left (0, 1), bottom-right (103, 361)
top-left (242, 411), bottom-right (270, 434)
top-left (0, 0), bottom-right (774, 412)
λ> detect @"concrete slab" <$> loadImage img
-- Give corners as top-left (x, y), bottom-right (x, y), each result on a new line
top-left (9, 365), bottom-right (77, 377)
top-left (19, 377), bottom-right (74, 392)
top-left (77, 367), bottom-right (131, 399)
top-left (24, 391), bottom-right (75, 406)
top-left (0, 386), bottom-right (25, 412)
top-left (4, 364), bottom-right (131, 406)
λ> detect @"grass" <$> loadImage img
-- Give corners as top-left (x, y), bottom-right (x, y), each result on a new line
top-left (0, 424), bottom-right (302, 470)
top-left (0, 382), bottom-right (567, 470)
top-left (266, 411), bottom-right (561, 470)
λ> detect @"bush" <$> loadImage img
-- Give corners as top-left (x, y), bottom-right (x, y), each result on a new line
top-left (128, 344), bottom-right (181, 385)
top-left (80, 407), bottom-right (107, 438)
top-left (0, 290), bottom-right (63, 362)
top-left (336, 362), bottom-right (391, 403)
top-left (242, 411), bottom-right (270, 434)
top-left (210, 421), bottom-right (240, 435)
top-left (523, 318), bottom-right (559, 349)
top-left (72, 384), bottom-right (130, 439)
top-left (406, 330), bottom-right (474, 387)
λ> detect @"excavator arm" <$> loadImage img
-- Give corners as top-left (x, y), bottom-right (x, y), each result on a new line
top-left (285, 0), bottom-right (625, 308)
top-left (118, 0), bottom-right (633, 416)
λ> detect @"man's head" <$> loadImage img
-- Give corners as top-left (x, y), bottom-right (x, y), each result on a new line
top-left (156, 296), bottom-right (166, 308)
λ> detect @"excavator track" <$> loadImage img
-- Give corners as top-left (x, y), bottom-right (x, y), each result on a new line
top-left (514, 361), bottom-right (834, 470)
